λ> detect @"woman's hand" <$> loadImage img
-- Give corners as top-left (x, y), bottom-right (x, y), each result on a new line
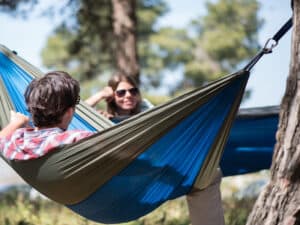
top-left (97, 109), bottom-right (114, 119)
top-left (101, 86), bottom-right (114, 102)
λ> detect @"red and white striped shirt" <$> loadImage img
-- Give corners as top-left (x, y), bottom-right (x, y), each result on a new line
top-left (0, 127), bottom-right (93, 160)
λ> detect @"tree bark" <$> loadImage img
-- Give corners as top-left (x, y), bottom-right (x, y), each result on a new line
top-left (247, 1), bottom-right (300, 224)
top-left (112, 0), bottom-right (140, 84)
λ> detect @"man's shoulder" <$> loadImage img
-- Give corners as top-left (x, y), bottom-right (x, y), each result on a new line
top-left (58, 130), bottom-right (94, 142)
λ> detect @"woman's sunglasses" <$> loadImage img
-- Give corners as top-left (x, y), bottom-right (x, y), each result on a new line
top-left (115, 87), bottom-right (139, 97)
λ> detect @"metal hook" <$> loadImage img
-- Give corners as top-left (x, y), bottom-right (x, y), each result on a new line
top-left (263, 38), bottom-right (278, 54)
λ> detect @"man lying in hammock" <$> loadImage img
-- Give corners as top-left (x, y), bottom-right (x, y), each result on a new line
top-left (0, 71), bottom-right (225, 225)
top-left (0, 71), bottom-right (94, 160)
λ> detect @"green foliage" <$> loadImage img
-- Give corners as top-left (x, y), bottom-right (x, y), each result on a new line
top-left (143, 93), bottom-right (171, 106)
top-left (224, 196), bottom-right (256, 225)
top-left (202, 0), bottom-right (262, 68)
top-left (137, 0), bottom-right (169, 36)
top-left (140, 27), bottom-right (192, 88)
top-left (39, 0), bottom-right (170, 83)
top-left (183, 0), bottom-right (262, 88)
top-left (0, 188), bottom-right (189, 225)
top-left (40, 0), bottom-right (113, 81)
top-left (40, 27), bottom-right (71, 70)
top-left (0, 0), bottom-right (262, 95)
top-left (138, 0), bottom-right (263, 92)
top-left (0, 189), bottom-right (99, 225)
top-left (0, 183), bottom-right (257, 225)
top-left (38, 0), bottom-right (261, 87)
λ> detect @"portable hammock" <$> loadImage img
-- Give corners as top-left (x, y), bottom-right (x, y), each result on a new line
top-left (0, 16), bottom-right (291, 223)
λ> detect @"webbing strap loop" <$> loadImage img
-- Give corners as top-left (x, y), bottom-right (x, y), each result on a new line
top-left (244, 17), bottom-right (293, 72)
top-left (263, 38), bottom-right (278, 54)
top-left (272, 17), bottom-right (293, 43)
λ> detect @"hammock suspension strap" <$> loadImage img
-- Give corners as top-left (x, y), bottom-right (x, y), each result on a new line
top-left (244, 17), bottom-right (293, 72)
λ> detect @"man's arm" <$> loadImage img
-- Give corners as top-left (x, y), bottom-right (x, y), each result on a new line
top-left (0, 111), bottom-right (29, 138)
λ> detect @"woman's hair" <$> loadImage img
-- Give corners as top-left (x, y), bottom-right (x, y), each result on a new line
top-left (107, 72), bottom-right (141, 116)
top-left (24, 71), bottom-right (80, 127)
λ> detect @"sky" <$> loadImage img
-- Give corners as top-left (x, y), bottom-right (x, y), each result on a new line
top-left (0, 0), bottom-right (293, 108)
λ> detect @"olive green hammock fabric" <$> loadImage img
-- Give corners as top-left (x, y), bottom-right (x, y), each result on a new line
top-left (0, 44), bottom-right (249, 223)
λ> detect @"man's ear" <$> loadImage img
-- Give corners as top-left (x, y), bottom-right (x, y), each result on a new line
top-left (59, 107), bottom-right (75, 130)
top-left (66, 107), bottom-right (75, 117)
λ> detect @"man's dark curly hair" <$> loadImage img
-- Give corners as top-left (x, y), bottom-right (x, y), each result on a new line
top-left (24, 71), bottom-right (80, 127)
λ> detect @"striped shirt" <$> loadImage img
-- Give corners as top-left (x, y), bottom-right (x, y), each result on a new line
top-left (0, 127), bottom-right (93, 160)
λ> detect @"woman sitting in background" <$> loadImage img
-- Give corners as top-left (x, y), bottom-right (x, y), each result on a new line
top-left (85, 72), bottom-right (152, 122)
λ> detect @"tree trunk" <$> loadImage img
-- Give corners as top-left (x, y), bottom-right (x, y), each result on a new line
top-left (246, 1), bottom-right (300, 224)
top-left (112, 0), bottom-right (140, 84)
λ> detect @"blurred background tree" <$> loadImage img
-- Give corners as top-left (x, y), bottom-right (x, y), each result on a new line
top-left (0, 0), bottom-right (262, 101)
top-left (247, 1), bottom-right (300, 224)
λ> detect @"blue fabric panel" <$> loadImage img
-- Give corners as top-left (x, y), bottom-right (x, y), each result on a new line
top-left (0, 53), bottom-right (32, 115)
top-left (0, 52), bottom-right (96, 131)
top-left (221, 115), bottom-right (277, 176)
top-left (68, 76), bottom-right (247, 223)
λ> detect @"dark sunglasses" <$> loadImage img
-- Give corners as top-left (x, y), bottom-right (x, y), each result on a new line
top-left (115, 87), bottom-right (139, 97)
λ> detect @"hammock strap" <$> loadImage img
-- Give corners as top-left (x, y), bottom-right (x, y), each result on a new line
top-left (244, 17), bottom-right (293, 72)
top-left (273, 17), bottom-right (293, 42)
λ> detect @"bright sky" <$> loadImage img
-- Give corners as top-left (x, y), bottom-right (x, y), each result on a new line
top-left (0, 0), bottom-right (293, 108)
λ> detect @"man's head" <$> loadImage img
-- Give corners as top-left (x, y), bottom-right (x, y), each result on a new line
top-left (24, 71), bottom-right (80, 128)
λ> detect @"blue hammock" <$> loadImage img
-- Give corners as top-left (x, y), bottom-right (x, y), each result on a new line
top-left (0, 44), bottom-right (276, 223)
